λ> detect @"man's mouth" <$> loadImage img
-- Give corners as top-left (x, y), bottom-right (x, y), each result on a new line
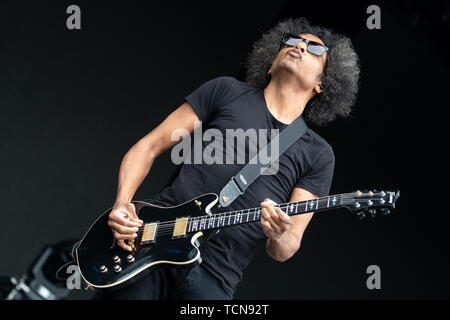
top-left (287, 49), bottom-right (302, 60)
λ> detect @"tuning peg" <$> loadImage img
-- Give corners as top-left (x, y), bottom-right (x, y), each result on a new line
top-left (357, 212), bottom-right (366, 220)
top-left (380, 208), bottom-right (391, 216)
top-left (369, 209), bottom-right (377, 218)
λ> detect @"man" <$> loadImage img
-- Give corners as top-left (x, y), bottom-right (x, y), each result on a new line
top-left (101, 17), bottom-right (360, 299)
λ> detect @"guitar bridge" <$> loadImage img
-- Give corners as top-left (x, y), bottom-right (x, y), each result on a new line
top-left (127, 238), bottom-right (136, 250)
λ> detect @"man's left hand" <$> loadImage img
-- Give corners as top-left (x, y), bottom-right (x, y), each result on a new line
top-left (260, 198), bottom-right (294, 241)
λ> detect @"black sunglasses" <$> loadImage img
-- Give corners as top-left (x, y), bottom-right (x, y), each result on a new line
top-left (279, 33), bottom-right (329, 57)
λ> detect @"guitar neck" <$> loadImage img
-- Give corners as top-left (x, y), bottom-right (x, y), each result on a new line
top-left (186, 193), bottom-right (349, 234)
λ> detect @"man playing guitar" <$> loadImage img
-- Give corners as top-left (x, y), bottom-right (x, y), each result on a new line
top-left (100, 17), bottom-right (360, 299)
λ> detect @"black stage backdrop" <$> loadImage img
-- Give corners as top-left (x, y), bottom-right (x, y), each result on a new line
top-left (0, 0), bottom-right (448, 300)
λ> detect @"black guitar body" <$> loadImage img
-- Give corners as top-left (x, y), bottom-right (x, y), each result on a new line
top-left (76, 193), bottom-right (219, 289)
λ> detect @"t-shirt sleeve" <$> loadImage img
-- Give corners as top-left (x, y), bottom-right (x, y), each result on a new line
top-left (184, 76), bottom-right (235, 124)
top-left (295, 145), bottom-right (335, 197)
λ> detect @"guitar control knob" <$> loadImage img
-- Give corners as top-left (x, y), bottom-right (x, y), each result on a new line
top-left (127, 254), bottom-right (135, 263)
top-left (99, 265), bottom-right (108, 273)
top-left (113, 265), bottom-right (122, 273)
top-left (113, 255), bottom-right (121, 263)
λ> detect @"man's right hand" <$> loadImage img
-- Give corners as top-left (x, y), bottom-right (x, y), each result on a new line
top-left (107, 202), bottom-right (144, 252)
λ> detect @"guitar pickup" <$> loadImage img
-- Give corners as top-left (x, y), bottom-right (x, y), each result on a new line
top-left (141, 222), bottom-right (158, 244)
top-left (172, 217), bottom-right (189, 239)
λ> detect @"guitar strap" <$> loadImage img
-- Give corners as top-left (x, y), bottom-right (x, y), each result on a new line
top-left (218, 114), bottom-right (308, 207)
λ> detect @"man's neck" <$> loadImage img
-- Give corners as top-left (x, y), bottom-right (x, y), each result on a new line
top-left (263, 78), bottom-right (313, 124)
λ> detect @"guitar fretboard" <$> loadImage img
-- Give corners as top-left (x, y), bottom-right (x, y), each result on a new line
top-left (186, 194), bottom-right (345, 233)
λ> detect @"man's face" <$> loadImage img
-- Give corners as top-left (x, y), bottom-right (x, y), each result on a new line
top-left (270, 33), bottom-right (327, 93)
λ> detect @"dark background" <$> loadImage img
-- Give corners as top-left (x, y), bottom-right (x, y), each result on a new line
top-left (0, 0), bottom-right (448, 299)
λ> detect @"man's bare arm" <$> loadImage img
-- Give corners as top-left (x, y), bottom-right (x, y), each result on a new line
top-left (109, 102), bottom-right (200, 251)
top-left (115, 102), bottom-right (199, 203)
top-left (262, 187), bottom-right (317, 262)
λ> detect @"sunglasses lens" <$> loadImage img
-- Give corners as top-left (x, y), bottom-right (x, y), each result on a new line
top-left (284, 37), bottom-right (300, 47)
top-left (308, 45), bottom-right (326, 56)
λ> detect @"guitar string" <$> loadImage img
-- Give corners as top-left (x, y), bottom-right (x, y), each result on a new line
top-left (133, 192), bottom-right (357, 230)
top-left (137, 193), bottom-right (379, 230)
top-left (111, 193), bottom-right (391, 245)
top-left (111, 192), bottom-right (396, 246)
top-left (111, 197), bottom-right (382, 246)
top-left (136, 195), bottom-right (384, 234)
top-left (144, 203), bottom-right (384, 238)
top-left (137, 198), bottom-right (349, 234)
top-left (132, 196), bottom-right (388, 238)
top-left (111, 196), bottom-right (379, 246)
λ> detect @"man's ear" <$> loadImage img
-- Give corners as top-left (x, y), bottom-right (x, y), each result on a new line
top-left (314, 83), bottom-right (324, 94)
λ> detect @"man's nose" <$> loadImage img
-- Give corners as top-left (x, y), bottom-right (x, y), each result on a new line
top-left (295, 40), bottom-right (307, 53)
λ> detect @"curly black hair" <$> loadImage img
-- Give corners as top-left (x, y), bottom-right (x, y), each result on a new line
top-left (245, 17), bottom-right (360, 126)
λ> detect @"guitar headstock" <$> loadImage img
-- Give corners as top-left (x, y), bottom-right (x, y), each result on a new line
top-left (343, 189), bottom-right (400, 219)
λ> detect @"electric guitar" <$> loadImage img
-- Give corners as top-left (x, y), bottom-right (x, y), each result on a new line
top-left (75, 189), bottom-right (400, 289)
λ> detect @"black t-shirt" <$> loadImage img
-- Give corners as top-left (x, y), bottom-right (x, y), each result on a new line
top-left (146, 76), bottom-right (335, 292)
